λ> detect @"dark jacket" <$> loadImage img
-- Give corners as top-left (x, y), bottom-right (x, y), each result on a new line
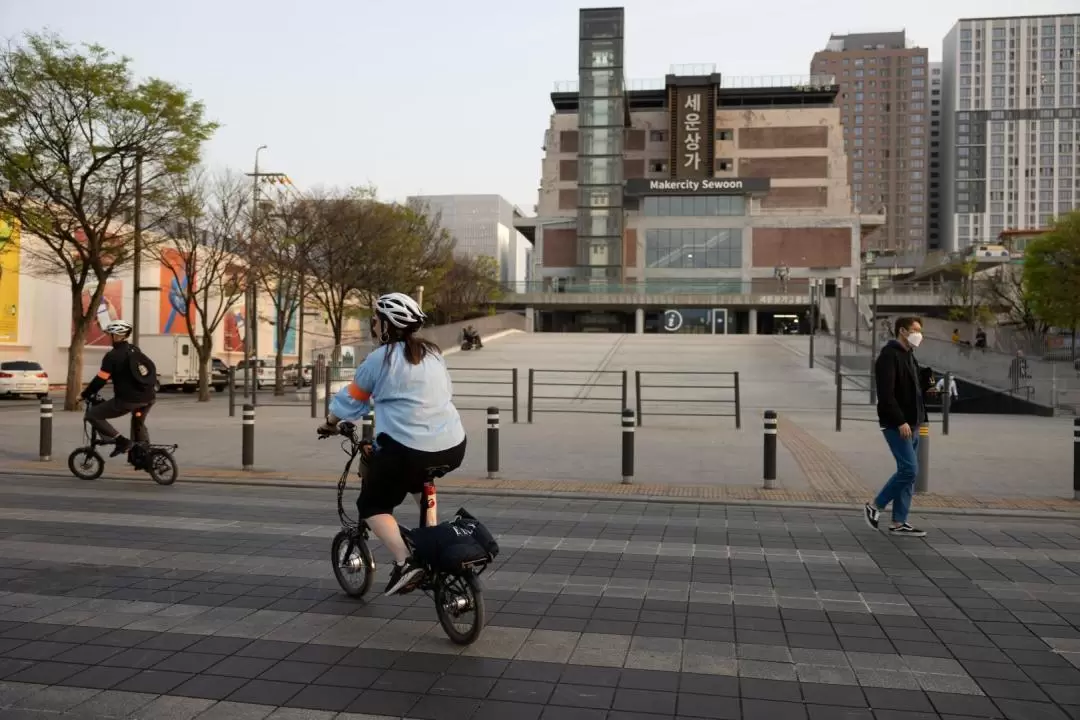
top-left (85, 342), bottom-right (156, 405)
top-left (875, 340), bottom-right (934, 429)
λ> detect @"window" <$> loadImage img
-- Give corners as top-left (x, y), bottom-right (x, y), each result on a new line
top-left (717, 158), bottom-right (734, 172)
top-left (641, 195), bottom-right (746, 217)
top-left (717, 128), bottom-right (734, 141)
top-left (645, 228), bottom-right (742, 269)
top-left (649, 130), bottom-right (667, 143)
top-left (648, 160), bottom-right (667, 174)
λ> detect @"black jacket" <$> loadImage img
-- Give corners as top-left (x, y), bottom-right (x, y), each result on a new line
top-left (875, 340), bottom-right (934, 429)
top-left (85, 342), bottom-right (156, 405)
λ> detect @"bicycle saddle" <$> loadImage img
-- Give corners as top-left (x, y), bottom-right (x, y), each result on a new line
top-left (426, 465), bottom-right (451, 479)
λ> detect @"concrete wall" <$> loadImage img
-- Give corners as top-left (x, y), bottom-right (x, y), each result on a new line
top-left (420, 312), bottom-right (526, 351)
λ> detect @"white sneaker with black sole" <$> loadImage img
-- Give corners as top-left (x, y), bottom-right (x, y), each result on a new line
top-left (888, 523), bottom-right (927, 538)
top-left (384, 560), bottom-right (422, 596)
top-left (864, 503), bottom-right (880, 531)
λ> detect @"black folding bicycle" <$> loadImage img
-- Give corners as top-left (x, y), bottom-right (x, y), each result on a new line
top-left (320, 421), bottom-right (490, 645)
top-left (67, 395), bottom-right (178, 486)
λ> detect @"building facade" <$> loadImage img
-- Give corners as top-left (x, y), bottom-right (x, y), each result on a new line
top-left (929, 62), bottom-right (944, 250)
top-left (513, 7), bottom-right (878, 334)
top-left (810, 31), bottom-right (931, 256)
top-left (408, 194), bottom-right (532, 284)
top-left (941, 14), bottom-right (1080, 253)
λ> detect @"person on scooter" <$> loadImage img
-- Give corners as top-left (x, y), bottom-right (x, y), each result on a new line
top-left (462, 325), bottom-right (482, 349)
top-left (80, 320), bottom-right (157, 459)
top-left (317, 293), bottom-right (466, 595)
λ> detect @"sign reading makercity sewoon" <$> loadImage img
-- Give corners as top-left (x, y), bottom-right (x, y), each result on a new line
top-left (624, 178), bottom-right (771, 195)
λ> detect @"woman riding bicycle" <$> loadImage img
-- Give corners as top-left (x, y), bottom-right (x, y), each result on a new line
top-left (317, 292), bottom-right (466, 596)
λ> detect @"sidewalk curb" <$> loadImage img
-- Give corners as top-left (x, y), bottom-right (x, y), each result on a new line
top-left (2, 467), bottom-right (1078, 520)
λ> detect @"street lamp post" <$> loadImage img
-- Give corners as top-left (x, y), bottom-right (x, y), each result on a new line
top-left (870, 276), bottom-right (880, 404)
top-left (244, 145), bottom-right (267, 403)
top-left (808, 278), bottom-right (816, 369)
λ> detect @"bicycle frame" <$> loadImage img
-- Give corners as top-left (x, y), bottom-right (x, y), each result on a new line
top-left (81, 396), bottom-right (177, 460)
top-left (330, 423), bottom-right (490, 590)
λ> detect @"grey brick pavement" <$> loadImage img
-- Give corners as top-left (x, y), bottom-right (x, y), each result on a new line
top-left (1, 476), bottom-right (1080, 718)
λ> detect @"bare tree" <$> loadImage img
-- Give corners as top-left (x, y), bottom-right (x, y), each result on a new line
top-left (305, 187), bottom-right (395, 360)
top-left (0, 33), bottom-right (216, 409)
top-left (427, 255), bottom-right (501, 325)
top-left (250, 192), bottom-right (317, 393)
top-left (154, 169), bottom-right (247, 400)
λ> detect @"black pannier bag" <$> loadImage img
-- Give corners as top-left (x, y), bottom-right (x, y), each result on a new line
top-left (408, 508), bottom-right (500, 574)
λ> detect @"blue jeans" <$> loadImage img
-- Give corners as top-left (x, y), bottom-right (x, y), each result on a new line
top-left (874, 426), bottom-right (920, 524)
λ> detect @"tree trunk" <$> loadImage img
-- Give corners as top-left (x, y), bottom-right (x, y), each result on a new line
top-left (65, 285), bottom-right (100, 412)
top-left (197, 337), bottom-right (212, 402)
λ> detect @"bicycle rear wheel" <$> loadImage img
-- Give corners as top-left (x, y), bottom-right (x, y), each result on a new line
top-left (435, 572), bottom-right (485, 645)
top-left (147, 449), bottom-right (178, 486)
top-left (331, 529), bottom-right (374, 598)
top-left (67, 448), bottom-right (104, 481)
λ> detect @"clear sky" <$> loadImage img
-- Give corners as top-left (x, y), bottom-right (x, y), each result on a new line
top-left (2, 1), bottom-right (1077, 213)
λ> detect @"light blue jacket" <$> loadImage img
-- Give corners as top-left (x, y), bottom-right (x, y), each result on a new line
top-left (329, 343), bottom-right (465, 453)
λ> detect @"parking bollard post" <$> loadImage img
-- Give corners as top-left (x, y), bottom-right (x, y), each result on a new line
top-left (362, 411), bottom-right (374, 441)
top-left (228, 368), bottom-right (236, 418)
top-left (323, 363), bottom-right (333, 418)
top-left (763, 410), bottom-right (777, 489)
top-left (242, 404), bottom-right (255, 471)
top-left (511, 368), bottom-right (519, 424)
top-left (941, 372), bottom-right (952, 436)
top-left (621, 408), bottom-right (635, 485)
top-left (487, 406), bottom-right (500, 480)
top-left (309, 358), bottom-right (322, 419)
top-left (915, 424), bottom-right (930, 493)
top-left (39, 397), bottom-right (53, 462)
top-left (1074, 418), bottom-right (1079, 501)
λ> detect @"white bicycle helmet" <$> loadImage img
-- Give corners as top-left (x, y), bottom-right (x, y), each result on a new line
top-left (374, 292), bottom-right (426, 329)
top-left (103, 319), bottom-right (133, 337)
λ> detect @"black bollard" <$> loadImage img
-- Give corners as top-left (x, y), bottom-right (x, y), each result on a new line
top-left (621, 408), bottom-right (635, 485)
top-left (362, 411), bottom-right (374, 441)
top-left (941, 371), bottom-right (952, 436)
top-left (309, 358), bottom-right (322, 419)
top-left (486, 406), bottom-right (500, 480)
top-left (39, 397), bottom-right (53, 462)
top-left (763, 410), bottom-right (778, 489)
top-left (242, 404), bottom-right (255, 471)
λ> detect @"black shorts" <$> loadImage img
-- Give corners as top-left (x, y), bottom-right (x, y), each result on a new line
top-left (357, 433), bottom-right (466, 520)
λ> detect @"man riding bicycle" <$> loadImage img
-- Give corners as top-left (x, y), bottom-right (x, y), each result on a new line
top-left (317, 292), bottom-right (466, 596)
top-left (80, 320), bottom-right (157, 459)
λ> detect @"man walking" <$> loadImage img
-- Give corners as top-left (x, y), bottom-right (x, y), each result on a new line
top-left (865, 316), bottom-right (935, 537)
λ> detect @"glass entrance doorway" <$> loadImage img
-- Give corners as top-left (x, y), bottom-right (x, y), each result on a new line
top-left (712, 309), bottom-right (728, 334)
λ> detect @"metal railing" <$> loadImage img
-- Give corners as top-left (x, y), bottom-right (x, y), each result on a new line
top-left (720, 74), bottom-right (837, 89)
top-left (502, 280), bottom-right (786, 296)
top-left (635, 371), bottom-right (741, 428)
top-left (449, 368), bottom-right (519, 423)
top-left (527, 369), bottom-right (628, 422)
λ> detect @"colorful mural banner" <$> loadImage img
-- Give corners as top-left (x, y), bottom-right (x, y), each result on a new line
top-left (79, 279), bottom-right (124, 347)
top-left (224, 306), bottom-right (246, 352)
top-left (0, 216), bottom-right (19, 343)
top-left (159, 248), bottom-right (193, 335)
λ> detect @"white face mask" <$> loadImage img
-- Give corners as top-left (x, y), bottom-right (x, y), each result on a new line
top-left (906, 331), bottom-right (923, 348)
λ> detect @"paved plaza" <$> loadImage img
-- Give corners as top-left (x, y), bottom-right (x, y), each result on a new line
top-left (0, 333), bottom-right (1075, 505)
top-left (1, 475), bottom-right (1080, 719)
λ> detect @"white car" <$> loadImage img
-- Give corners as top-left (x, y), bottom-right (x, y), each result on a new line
top-left (231, 358), bottom-right (278, 390)
top-left (0, 360), bottom-right (50, 399)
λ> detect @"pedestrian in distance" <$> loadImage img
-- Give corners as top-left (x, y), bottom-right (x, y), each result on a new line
top-left (865, 316), bottom-right (936, 537)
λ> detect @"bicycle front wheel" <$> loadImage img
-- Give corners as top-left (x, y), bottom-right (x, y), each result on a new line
top-left (435, 572), bottom-right (485, 646)
top-left (147, 449), bottom-right (178, 486)
top-left (67, 448), bottom-right (104, 481)
top-left (331, 529), bottom-right (374, 598)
